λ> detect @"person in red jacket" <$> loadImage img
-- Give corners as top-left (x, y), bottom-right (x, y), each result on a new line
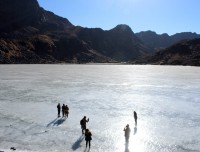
top-left (65, 105), bottom-right (69, 118)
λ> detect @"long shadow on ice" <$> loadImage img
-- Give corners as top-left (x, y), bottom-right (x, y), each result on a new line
top-left (72, 135), bottom-right (84, 151)
top-left (47, 117), bottom-right (66, 127)
top-left (125, 142), bottom-right (130, 152)
top-left (46, 118), bottom-right (58, 127)
top-left (53, 117), bottom-right (66, 126)
top-left (134, 126), bottom-right (137, 135)
top-left (84, 148), bottom-right (90, 152)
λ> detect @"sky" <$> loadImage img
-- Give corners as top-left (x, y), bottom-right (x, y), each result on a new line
top-left (37, 0), bottom-right (200, 35)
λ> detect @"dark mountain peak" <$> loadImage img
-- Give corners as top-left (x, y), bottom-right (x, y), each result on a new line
top-left (0, 0), bottom-right (40, 8)
top-left (171, 32), bottom-right (200, 41)
top-left (136, 30), bottom-right (200, 50)
top-left (161, 33), bottom-right (169, 37)
top-left (139, 30), bottom-right (156, 35)
top-left (0, 0), bottom-right (73, 33)
top-left (172, 32), bottom-right (197, 36)
top-left (0, 0), bottom-right (42, 32)
top-left (75, 24), bottom-right (151, 61)
top-left (111, 24), bottom-right (133, 33)
top-left (137, 30), bottom-right (169, 37)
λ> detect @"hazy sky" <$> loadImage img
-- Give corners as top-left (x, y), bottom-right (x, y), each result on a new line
top-left (37, 0), bottom-right (200, 35)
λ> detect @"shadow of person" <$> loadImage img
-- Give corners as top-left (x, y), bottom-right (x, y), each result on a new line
top-left (46, 118), bottom-right (58, 127)
top-left (134, 127), bottom-right (137, 135)
top-left (125, 141), bottom-right (129, 152)
top-left (72, 135), bottom-right (84, 151)
top-left (84, 148), bottom-right (90, 152)
top-left (53, 117), bottom-right (66, 126)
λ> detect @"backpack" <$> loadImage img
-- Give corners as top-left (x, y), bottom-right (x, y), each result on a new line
top-left (80, 119), bottom-right (83, 125)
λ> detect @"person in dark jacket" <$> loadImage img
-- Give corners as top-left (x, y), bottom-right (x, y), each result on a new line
top-left (65, 105), bottom-right (69, 118)
top-left (57, 103), bottom-right (61, 117)
top-left (133, 111), bottom-right (137, 126)
top-left (85, 129), bottom-right (92, 148)
top-left (80, 116), bottom-right (89, 134)
top-left (62, 104), bottom-right (65, 117)
top-left (124, 124), bottom-right (131, 143)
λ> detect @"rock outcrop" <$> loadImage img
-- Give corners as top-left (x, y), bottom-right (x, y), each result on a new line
top-left (145, 38), bottom-right (200, 66)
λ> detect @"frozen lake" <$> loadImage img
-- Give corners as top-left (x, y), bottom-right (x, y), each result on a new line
top-left (0, 64), bottom-right (200, 152)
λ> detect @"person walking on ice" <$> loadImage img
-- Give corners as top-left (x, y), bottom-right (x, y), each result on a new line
top-left (133, 111), bottom-right (137, 126)
top-left (85, 128), bottom-right (92, 149)
top-left (124, 124), bottom-right (131, 143)
top-left (62, 104), bottom-right (65, 117)
top-left (80, 116), bottom-right (89, 134)
top-left (65, 105), bottom-right (69, 118)
top-left (57, 103), bottom-right (61, 117)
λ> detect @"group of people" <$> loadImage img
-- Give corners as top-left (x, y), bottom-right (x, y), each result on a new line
top-left (123, 111), bottom-right (138, 143)
top-left (57, 103), bottom-right (69, 118)
top-left (80, 116), bottom-right (92, 149)
top-left (57, 104), bottom-right (92, 149)
top-left (57, 103), bottom-right (137, 149)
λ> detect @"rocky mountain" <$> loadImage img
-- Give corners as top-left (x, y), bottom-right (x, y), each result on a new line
top-left (0, 0), bottom-right (150, 64)
top-left (76, 25), bottom-right (151, 61)
top-left (136, 31), bottom-right (200, 51)
top-left (143, 38), bottom-right (200, 66)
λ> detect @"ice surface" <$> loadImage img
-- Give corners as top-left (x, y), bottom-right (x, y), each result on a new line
top-left (0, 64), bottom-right (200, 152)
